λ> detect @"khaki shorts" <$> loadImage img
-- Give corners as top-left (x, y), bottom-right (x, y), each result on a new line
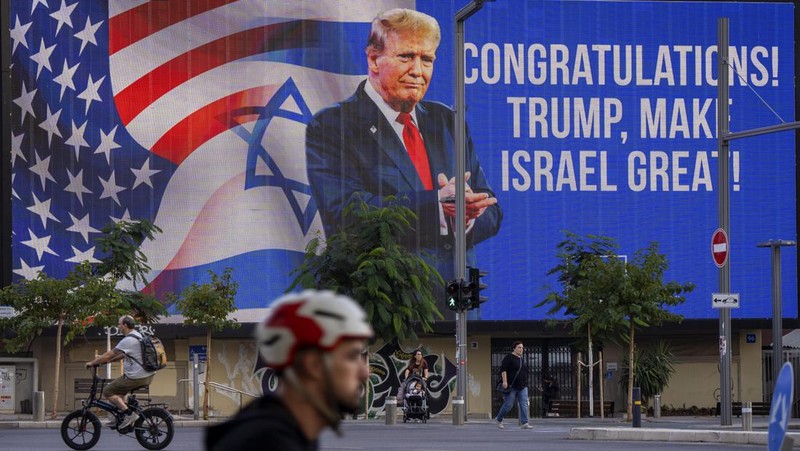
top-left (103, 374), bottom-right (154, 398)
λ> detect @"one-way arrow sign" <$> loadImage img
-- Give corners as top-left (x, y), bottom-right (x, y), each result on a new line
top-left (711, 293), bottom-right (740, 309)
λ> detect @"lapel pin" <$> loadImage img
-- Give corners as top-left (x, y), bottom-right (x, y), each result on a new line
top-left (370, 125), bottom-right (377, 134)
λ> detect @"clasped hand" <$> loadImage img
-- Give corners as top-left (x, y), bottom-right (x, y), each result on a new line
top-left (437, 172), bottom-right (497, 223)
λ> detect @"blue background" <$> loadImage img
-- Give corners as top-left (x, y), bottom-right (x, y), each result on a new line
top-left (419, 0), bottom-right (797, 320)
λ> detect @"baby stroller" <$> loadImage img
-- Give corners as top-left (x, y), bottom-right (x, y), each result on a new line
top-left (402, 375), bottom-right (430, 423)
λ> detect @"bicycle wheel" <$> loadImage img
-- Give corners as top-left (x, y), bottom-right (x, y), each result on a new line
top-left (61, 410), bottom-right (102, 450)
top-left (135, 408), bottom-right (174, 450)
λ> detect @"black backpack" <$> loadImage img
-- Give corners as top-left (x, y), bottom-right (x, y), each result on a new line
top-left (129, 333), bottom-right (168, 372)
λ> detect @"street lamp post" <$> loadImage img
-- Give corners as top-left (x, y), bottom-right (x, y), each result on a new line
top-left (756, 239), bottom-right (796, 394)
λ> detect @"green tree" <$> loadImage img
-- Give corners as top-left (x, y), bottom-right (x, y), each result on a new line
top-left (172, 268), bottom-right (239, 419)
top-left (0, 262), bottom-right (117, 417)
top-left (616, 242), bottom-right (693, 419)
top-left (540, 232), bottom-right (693, 419)
top-left (539, 232), bottom-right (623, 348)
top-left (289, 196), bottom-right (443, 344)
top-left (90, 219), bottom-right (167, 327)
top-left (93, 220), bottom-right (162, 289)
top-left (0, 219), bottom-right (166, 416)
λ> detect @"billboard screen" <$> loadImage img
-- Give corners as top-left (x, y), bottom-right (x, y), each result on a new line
top-left (8, 0), bottom-right (796, 320)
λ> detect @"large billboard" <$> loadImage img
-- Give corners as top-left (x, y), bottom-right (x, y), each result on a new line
top-left (7, 0), bottom-right (796, 321)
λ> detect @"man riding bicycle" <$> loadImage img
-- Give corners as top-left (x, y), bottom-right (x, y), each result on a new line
top-left (85, 315), bottom-right (155, 429)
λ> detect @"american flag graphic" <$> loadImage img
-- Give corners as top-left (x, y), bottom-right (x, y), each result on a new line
top-left (10, 0), bottom-right (412, 310)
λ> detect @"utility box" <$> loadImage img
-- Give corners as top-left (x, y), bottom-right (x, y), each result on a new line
top-left (0, 366), bottom-right (16, 414)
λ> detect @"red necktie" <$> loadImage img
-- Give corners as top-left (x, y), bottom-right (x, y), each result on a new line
top-left (397, 112), bottom-right (433, 190)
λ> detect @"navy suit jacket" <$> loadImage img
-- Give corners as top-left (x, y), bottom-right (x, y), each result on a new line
top-left (305, 81), bottom-right (502, 282)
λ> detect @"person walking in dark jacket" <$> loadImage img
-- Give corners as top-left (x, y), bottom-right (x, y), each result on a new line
top-left (495, 341), bottom-right (532, 429)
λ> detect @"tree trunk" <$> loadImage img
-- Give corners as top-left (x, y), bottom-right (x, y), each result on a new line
top-left (363, 348), bottom-right (371, 420)
top-left (626, 319), bottom-right (635, 420)
top-left (202, 329), bottom-right (211, 420)
top-left (51, 315), bottom-right (64, 418)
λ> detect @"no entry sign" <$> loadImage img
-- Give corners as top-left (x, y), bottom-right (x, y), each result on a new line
top-left (712, 228), bottom-right (729, 268)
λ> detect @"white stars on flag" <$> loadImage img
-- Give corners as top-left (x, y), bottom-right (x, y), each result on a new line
top-left (29, 150), bottom-right (56, 190)
top-left (10, 16), bottom-right (32, 56)
top-left (49, 0), bottom-right (77, 36)
top-left (30, 0), bottom-right (48, 15)
top-left (98, 171), bottom-right (126, 206)
top-left (74, 16), bottom-right (103, 55)
top-left (38, 105), bottom-right (62, 146)
top-left (21, 229), bottom-right (59, 260)
top-left (11, 132), bottom-right (27, 166)
top-left (94, 125), bottom-right (121, 164)
top-left (52, 59), bottom-right (80, 100)
top-left (13, 81), bottom-right (37, 125)
top-left (30, 37), bottom-right (56, 79)
top-left (10, 1), bottom-right (171, 283)
top-left (66, 212), bottom-right (100, 243)
top-left (26, 193), bottom-right (61, 228)
top-left (66, 246), bottom-right (100, 264)
top-left (14, 259), bottom-right (44, 281)
top-left (65, 120), bottom-right (89, 161)
top-left (131, 158), bottom-right (161, 189)
top-left (77, 74), bottom-right (104, 113)
top-left (63, 168), bottom-right (92, 206)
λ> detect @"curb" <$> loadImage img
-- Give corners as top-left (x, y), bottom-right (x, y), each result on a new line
top-left (570, 427), bottom-right (800, 446)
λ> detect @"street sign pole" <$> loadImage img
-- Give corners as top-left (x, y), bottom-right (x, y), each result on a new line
top-left (454, 0), bottom-right (493, 423)
top-left (716, 18), bottom-right (732, 427)
top-left (716, 16), bottom-right (800, 426)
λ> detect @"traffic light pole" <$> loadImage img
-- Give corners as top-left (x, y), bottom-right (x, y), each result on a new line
top-left (716, 18), bottom-right (800, 426)
top-left (454, 0), bottom-right (493, 423)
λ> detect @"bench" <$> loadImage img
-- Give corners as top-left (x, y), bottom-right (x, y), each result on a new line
top-left (715, 401), bottom-right (771, 417)
top-left (73, 378), bottom-right (151, 408)
top-left (549, 399), bottom-right (615, 417)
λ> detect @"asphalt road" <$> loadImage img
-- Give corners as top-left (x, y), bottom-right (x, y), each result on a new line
top-left (0, 422), bottom-right (765, 451)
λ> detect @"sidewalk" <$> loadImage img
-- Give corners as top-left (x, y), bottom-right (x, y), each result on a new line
top-left (3, 412), bottom-right (800, 447)
top-left (564, 414), bottom-right (800, 447)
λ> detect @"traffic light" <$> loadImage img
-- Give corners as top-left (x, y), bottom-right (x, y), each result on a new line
top-left (446, 279), bottom-right (462, 311)
top-left (468, 266), bottom-right (488, 309)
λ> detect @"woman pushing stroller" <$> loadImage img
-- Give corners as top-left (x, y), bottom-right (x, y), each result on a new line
top-left (404, 350), bottom-right (429, 381)
top-left (401, 350), bottom-right (430, 422)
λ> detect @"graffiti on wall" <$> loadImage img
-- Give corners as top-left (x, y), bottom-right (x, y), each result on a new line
top-left (216, 342), bottom-right (261, 402)
top-left (254, 342), bottom-right (457, 418)
top-left (368, 343), bottom-right (458, 418)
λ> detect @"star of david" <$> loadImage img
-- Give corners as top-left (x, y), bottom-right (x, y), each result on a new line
top-left (239, 77), bottom-right (317, 235)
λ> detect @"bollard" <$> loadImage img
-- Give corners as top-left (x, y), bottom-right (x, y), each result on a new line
top-left (632, 387), bottom-right (641, 428)
top-left (653, 394), bottom-right (661, 418)
top-left (193, 353), bottom-right (200, 420)
top-left (452, 396), bottom-right (464, 426)
top-left (385, 396), bottom-right (397, 425)
top-left (741, 401), bottom-right (752, 431)
top-left (33, 391), bottom-right (45, 422)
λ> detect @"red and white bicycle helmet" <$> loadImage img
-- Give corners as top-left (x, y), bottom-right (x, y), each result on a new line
top-left (256, 290), bottom-right (373, 371)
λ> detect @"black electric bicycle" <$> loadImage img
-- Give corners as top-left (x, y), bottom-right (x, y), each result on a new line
top-left (61, 366), bottom-right (174, 450)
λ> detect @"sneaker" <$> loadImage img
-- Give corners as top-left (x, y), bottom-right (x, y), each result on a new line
top-left (521, 423), bottom-right (533, 429)
top-left (496, 421), bottom-right (504, 429)
top-left (118, 411), bottom-right (140, 429)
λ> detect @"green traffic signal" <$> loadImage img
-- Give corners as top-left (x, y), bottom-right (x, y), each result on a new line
top-left (446, 279), bottom-right (461, 311)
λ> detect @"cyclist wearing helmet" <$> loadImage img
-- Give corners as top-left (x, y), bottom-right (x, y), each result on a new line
top-left (205, 290), bottom-right (373, 451)
top-left (85, 315), bottom-right (154, 429)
